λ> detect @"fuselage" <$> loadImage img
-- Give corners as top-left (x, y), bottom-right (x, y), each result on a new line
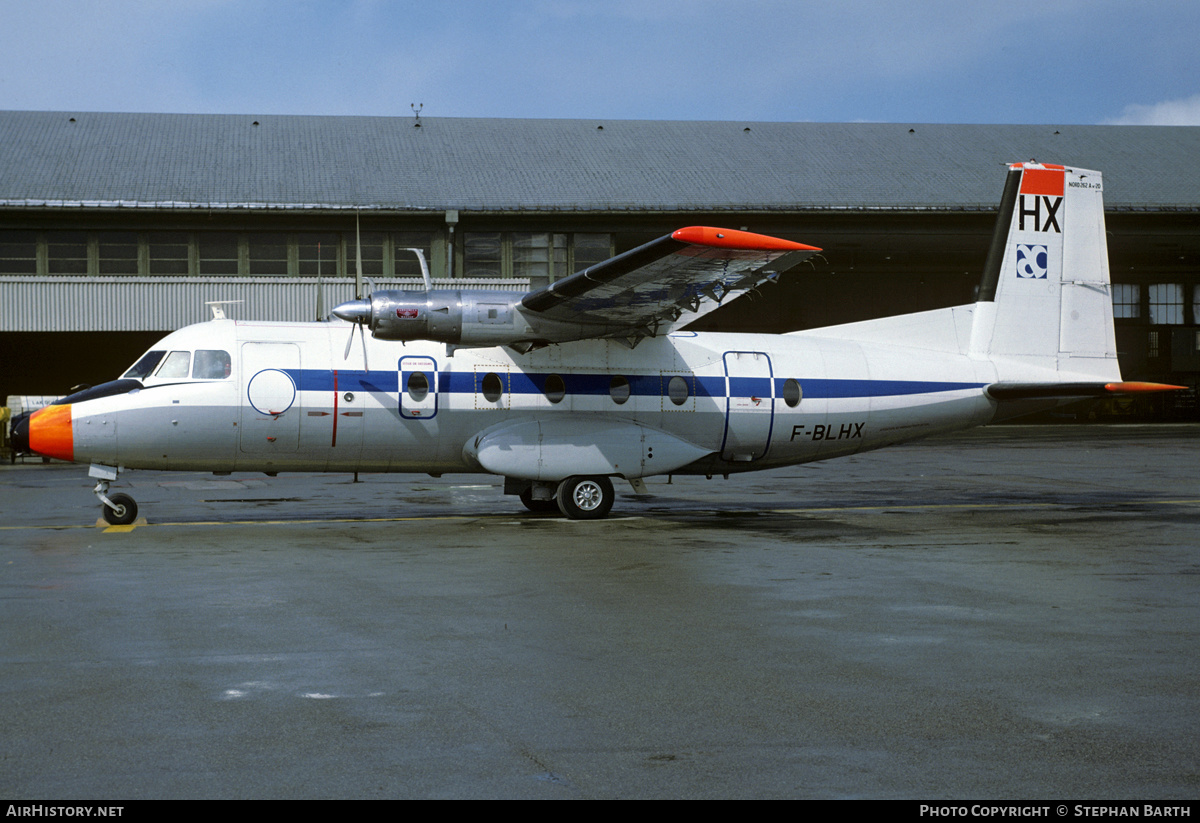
top-left (32, 317), bottom-right (1001, 478)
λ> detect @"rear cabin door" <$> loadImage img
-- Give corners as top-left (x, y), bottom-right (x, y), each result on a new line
top-left (721, 351), bottom-right (774, 462)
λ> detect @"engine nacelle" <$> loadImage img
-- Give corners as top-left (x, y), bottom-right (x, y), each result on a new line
top-left (334, 289), bottom-right (536, 347)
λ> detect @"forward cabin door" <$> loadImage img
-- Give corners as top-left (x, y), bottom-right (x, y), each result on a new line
top-left (721, 350), bottom-right (774, 462)
top-left (239, 342), bottom-right (301, 453)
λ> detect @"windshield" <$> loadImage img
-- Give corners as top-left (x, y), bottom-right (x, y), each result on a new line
top-left (122, 350), bottom-right (166, 380)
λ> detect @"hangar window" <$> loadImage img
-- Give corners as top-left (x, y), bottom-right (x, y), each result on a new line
top-left (464, 233), bottom-right (503, 279)
top-left (47, 232), bottom-right (88, 275)
top-left (407, 371), bottom-right (430, 402)
top-left (197, 233), bottom-right (239, 276)
top-left (193, 350), bottom-right (232, 380)
top-left (297, 234), bottom-right (339, 277)
top-left (1148, 283), bottom-right (1184, 325)
top-left (0, 231), bottom-right (37, 275)
top-left (512, 233), bottom-right (567, 288)
top-left (481, 372), bottom-right (504, 403)
top-left (573, 233), bottom-right (613, 271)
top-left (667, 375), bottom-right (690, 406)
top-left (350, 231), bottom-right (386, 277)
top-left (609, 375), bottom-right (631, 405)
top-left (461, 232), bottom-right (613, 284)
top-left (543, 374), bottom-right (566, 404)
top-left (156, 351), bottom-right (192, 379)
top-left (148, 232), bottom-right (190, 276)
top-left (394, 233), bottom-right (435, 279)
top-left (98, 233), bottom-right (138, 276)
top-left (247, 234), bottom-right (289, 276)
top-left (783, 379), bottom-right (803, 407)
top-left (1112, 284), bottom-right (1140, 319)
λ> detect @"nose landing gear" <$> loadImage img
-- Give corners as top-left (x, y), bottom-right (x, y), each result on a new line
top-left (91, 464), bottom-right (138, 526)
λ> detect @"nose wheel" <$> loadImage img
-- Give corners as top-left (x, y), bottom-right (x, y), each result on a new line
top-left (101, 493), bottom-right (138, 526)
top-left (94, 477), bottom-right (138, 526)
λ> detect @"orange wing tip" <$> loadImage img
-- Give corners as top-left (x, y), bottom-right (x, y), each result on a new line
top-left (672, 226), bottom-right (820, 252)
top-left (28, 403), bottom-right (74, 461)
top-left (1105, 382), bottom-right (1189, 394)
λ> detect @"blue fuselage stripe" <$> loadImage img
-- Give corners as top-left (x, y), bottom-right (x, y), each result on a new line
top-left (286, 369), bottom-right (984, 400)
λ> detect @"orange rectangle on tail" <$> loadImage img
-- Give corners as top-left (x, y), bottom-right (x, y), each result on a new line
top-left (1019, 168), bottom-right (1065, 197)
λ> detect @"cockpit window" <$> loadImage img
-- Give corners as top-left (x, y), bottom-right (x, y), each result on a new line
top-left (156, 351), bottom-right (191, 378)
top-left (193, 350), bottom-right (232, 379)
top-left (122, 350), bottom-right (166, 380)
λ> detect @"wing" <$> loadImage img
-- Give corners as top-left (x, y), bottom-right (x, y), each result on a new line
top-left (520, 227), bottom-right (820, 346)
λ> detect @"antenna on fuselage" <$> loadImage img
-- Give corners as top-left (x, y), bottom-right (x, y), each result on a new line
top-left (205, 300), bottom-right (243, 321)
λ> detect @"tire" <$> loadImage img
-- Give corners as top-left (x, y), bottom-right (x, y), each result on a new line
top-left (555, 475), bottom-right (615, 520)
top-left (102, 493), bottom-right (138, 526)
top-left (519, 486), bottom-right (559, 513)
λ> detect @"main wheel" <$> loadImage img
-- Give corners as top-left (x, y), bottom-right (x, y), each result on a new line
top-left (555, 475), bottom-right (615, 520)
top-left (102, 493), bottom-right (138, 526)
top-left (519, 486), bottom-right (559, 513)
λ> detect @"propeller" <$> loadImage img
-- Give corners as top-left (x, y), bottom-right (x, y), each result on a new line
top-left (315, 241), bottom-right (326, 321)
top-left (332, 213), bottom-right (372, 372)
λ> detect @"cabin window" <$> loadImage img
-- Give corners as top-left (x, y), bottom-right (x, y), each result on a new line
top-left (667, 376), bottom-right (690, 406)
top-left (193, 350), bottom-right (232, 379)
top-left (544, 374), bottom-right (566, 404)
top-left (123, 350), bottom-right (166, 380)
top-left (407, 371), bottom-right (430, 402)
top-left (783, 379), bottom-right (803, 408)
top-left (609, 375), bottom-right (631, 405)
top-left (157, 351), bottom-right (191, 378)
top-left (481, 372), bottom-right (504, 403)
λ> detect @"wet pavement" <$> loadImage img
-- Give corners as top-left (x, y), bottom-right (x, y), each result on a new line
top-left (2, 425), bottom-right (1198, 798)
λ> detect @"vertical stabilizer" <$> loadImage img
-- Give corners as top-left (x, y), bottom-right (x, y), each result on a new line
top-left (969, 162), bottom-right (1120, 383)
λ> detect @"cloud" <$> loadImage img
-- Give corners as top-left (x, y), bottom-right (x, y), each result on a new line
top-left (1104, 94), bottom-right (1200, 126)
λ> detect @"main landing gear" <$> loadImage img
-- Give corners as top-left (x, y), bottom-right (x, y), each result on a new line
top-left (517, 475), bottom-right (616, 520)
top-left (91, 464), bottom-right (138, 526)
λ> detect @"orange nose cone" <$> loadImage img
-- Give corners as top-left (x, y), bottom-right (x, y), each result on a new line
top-left (29, 404), bottom-right (74, 462)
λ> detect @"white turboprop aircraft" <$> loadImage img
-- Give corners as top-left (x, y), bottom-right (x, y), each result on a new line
top-left (13, 162), bottom-right (1182, 523)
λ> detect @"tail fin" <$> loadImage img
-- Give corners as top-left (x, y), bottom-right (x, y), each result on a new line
top-left (969, 162), bottom-right (1121, 383)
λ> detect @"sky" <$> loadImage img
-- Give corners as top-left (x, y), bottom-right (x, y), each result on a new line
top-left (1, 0), bottom-right (1199, 125)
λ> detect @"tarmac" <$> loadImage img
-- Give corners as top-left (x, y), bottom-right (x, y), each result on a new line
top-left (1, 425), bottom-right (1198, 799)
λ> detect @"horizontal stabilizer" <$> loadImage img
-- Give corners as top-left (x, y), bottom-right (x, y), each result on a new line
top-left (986, 381), bottom-right (1186, 401)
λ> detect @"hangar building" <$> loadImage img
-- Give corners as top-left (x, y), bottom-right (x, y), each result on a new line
top-left (2, 111), bottom-right (1198, 419)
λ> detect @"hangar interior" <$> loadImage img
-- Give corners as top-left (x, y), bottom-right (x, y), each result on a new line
top-left (1, 112), bottom-right (1198, 422)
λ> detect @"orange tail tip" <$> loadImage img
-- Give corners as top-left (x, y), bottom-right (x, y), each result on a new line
top-left (1105, 382), bottom-right (1189, 393)
top-left (28, 404), bottom-right (74, 461)
top-left (672, 226), bottom-right (820, 252)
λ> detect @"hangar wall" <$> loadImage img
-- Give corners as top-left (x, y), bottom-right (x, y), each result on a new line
top-left (1, 113), bottom-right (1198, 420)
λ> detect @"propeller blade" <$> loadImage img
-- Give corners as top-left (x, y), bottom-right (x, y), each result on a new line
top-left (316, 241), bottom-right (325, 320)
top-left (359, 323), bottom-right (369, 373)
top-left (354, 211), bottom-right (364, 300)
top-left (343, 322), bottom-right (356, 360)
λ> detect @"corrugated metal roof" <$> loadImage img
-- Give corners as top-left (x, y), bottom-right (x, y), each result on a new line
top-left (1, 111), bottom-right (1197, 212)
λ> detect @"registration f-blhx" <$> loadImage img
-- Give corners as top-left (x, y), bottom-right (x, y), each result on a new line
top-left (13, 163), bottom-right (1182, 523)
